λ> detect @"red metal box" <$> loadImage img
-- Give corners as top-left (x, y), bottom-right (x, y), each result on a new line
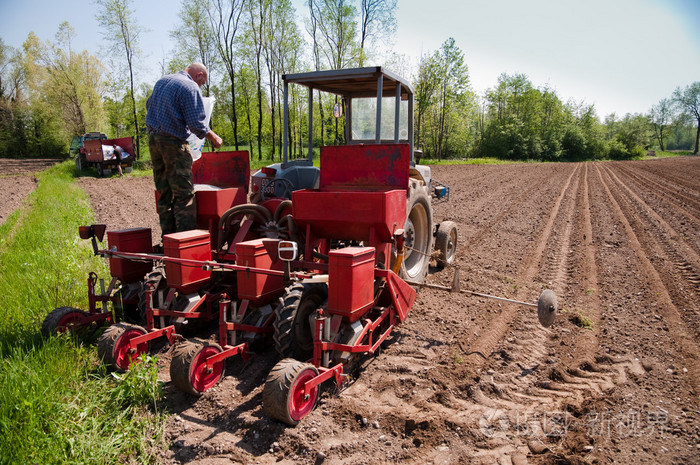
top-left (195, 187), bottom-right (247, 221)
top-left (291, 189), bottom-right (406, 244)
top-left (195, 186), bottom-right (247, 247)
top-left (328, 247), bottom-right (376, 322)
top-left (107, 228), bottom-right (152, 283)
top-left (163, 230), bottom-right (211, 294)
top-left (235, 239), bottom-right (285, 306)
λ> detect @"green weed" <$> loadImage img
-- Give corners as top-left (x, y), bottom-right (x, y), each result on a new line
top-left (569, 310), bottom-right (593, 330)
top-left (110, 354), bottom-right (164, 411)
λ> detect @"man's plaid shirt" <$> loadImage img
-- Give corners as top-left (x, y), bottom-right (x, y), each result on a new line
top-left (146, 71), bottom-right (209, 141)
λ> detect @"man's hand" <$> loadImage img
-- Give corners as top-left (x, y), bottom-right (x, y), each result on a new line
top-left (206, 130), bottom-right (223, 149)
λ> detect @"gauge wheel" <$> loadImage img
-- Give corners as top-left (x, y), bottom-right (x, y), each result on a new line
top-left (40, 307), bottom-right (89, 338)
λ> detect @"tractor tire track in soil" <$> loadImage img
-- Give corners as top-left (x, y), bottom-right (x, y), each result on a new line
top-left (5, 157), bottom-right (698, 464)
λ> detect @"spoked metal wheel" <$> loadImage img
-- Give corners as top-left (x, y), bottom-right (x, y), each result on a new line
top-left (401, 187), bottom-right (433, 282)
top-left (41, 306), bottom-right (89, 338)
top-left (434, 220), bottom-right (458, 268)
top-left (170, 340), bottom-right (224, 395)
top-left (263, 358), bottom-right (320, 426)
top-left (97, 323), bottom-right (148, 372)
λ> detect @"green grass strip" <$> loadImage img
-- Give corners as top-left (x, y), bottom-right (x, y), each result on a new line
top-left (0, 161), bottom-right (165, 464)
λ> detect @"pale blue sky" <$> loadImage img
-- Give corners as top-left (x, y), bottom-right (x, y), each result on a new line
top-left (1, 0), bottom-right (698, 119)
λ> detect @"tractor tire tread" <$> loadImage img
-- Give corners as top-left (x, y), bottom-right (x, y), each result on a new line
top-left (435, 220), bottom-right (458, 268)
top-left (273, 283), bottom-right (327, 360)
top-left (401, 185), bottom-right (433, 283)
top-left (273, 284), bottom-right (305, 359)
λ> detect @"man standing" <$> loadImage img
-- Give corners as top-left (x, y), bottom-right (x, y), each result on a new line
top-left (146, 62), bottom-right (222, 237)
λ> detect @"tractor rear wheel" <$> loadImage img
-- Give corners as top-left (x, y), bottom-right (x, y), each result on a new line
top-left (401, 186), bottom-right (433, 283)
top-left (273, 283), bottom-right (328, 360)
top-left (97, 323), bottom-right (148, 372)
top-left (170, 340), bottom-right (224, 395)
top-left (41, 307), bottom-right (89, 338)
top-left (263, 358), bottom-right (320, 426)
top-left (434, 221), bottom-right (458, 268)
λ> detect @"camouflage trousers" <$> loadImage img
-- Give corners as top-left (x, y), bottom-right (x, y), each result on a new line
top-left (149, 133), bottom-right (197, 237)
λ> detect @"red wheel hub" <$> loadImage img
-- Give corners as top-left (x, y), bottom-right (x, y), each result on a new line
top-left (288, 368), bottom-right (318, 422)
top-left (190, 345), bottom-right (223, 393)
top-left (57, 312), bottom-right (87, 333)
top-left (113, 329), bottom-right (148, 370)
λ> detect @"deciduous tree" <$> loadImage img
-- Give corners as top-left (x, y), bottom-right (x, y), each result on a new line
top-left (673, 82), bottom-right (700, 154)
top-left (96, 0), bottom-right (144, 158)
top-left (649, 98), bottom-right (672, 151)
top-left (205, 0), bottom-right (246, 150)
top-left (23, 23), bottom-right (106, 143)
top-left (359, 0), bottom-right (396, 66)
top-left (415, 38), bottom-right (473, 159)
top-left (172, 0), bottom-right (218, 97)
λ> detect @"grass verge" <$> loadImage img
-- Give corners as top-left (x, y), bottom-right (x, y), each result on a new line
top-left (0, 161), bottom-right (166, 464)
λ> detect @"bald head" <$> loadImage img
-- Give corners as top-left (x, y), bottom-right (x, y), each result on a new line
top-left (186, 63), bottom-right (208, 87)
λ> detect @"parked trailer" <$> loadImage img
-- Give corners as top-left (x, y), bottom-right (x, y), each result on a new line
top-left (74, 133), bottom-right (135, 177)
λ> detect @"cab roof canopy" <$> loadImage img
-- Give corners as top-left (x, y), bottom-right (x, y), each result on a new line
top-left (281, 67), bottom-right (416, 164)
top-left (282, 66), bottom-right (414, 100)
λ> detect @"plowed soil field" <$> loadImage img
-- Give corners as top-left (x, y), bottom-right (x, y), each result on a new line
top-left (8, 157), bottom-right (700, 464)
top-left (0, 158), bottom-right (58, 225)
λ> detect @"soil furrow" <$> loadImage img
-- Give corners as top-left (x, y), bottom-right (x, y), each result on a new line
top-left (600, 163), bottom-right (700, 335)
top-left (614, 162), bottom-right (700, 224)
top-left (7, 157), bottom-right (699, 464)
top-left (594, 163), bottom-right (700, 395)
top-left (460, 165), bottom-right (579, 373)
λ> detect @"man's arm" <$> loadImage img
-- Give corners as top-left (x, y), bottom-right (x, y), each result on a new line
top-left (205, 130), bottom-right (223, 149)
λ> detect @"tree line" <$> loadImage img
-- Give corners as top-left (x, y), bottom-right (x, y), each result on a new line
top-left (1, 0), bottom-right (698, 160)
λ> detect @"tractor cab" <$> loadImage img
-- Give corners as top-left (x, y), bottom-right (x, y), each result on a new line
top-left (251, 66), bottom-right (432, 200)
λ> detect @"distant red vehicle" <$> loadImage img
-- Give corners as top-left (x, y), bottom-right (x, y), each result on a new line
top-left (71, 132), bottom-right (135, 177)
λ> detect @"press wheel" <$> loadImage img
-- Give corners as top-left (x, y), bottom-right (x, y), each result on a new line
top-left (97, 323), bottom-right (148, 371)
top-left (170, 340), bottom-right (224, 395)
top-left (263, 358), bottom-right (320, 426)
